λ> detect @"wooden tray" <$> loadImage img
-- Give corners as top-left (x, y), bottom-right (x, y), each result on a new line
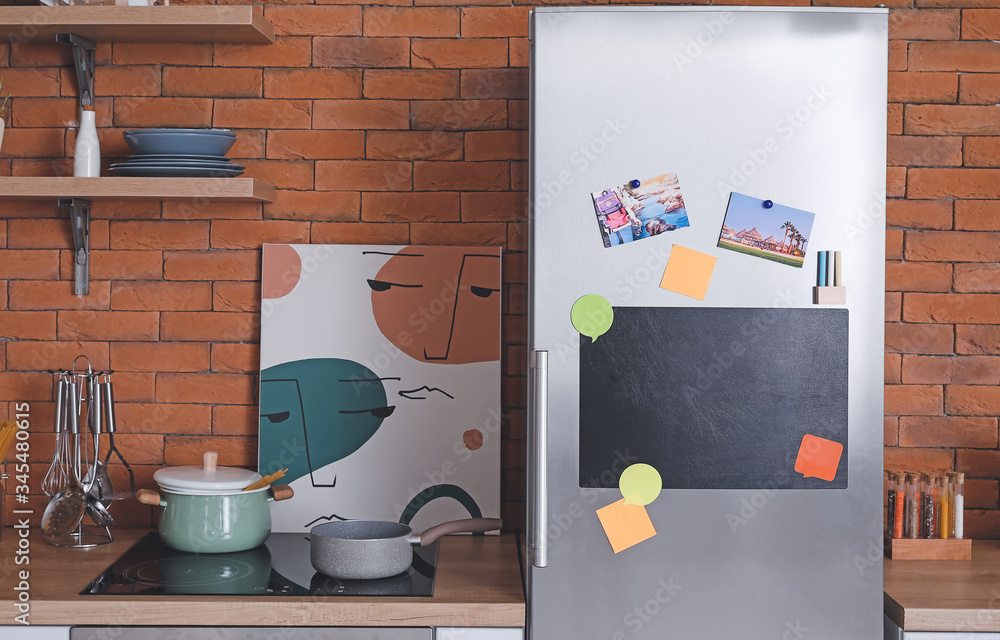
top-left (887, 538), bottom-right (972, 560)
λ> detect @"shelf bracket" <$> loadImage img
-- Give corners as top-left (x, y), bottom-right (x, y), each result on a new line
top-left (56, 33), bottom-right (96, 109)
top-left (60, 198), bottom-right (92, 296)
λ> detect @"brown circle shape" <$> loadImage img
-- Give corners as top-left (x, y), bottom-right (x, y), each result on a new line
top-left (463, 429), bottom-right (484, 451)
top-left (262, 244), bottom-right (302, 300)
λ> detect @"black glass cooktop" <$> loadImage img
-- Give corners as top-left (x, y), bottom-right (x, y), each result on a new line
top-left (81, 532), bottom-right (437, 597)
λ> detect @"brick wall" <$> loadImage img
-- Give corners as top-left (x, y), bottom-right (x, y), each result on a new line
top-left (0, 1), bottom-right (998, 536)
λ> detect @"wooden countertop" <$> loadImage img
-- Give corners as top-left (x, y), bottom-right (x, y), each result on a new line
top-left (884, 540), bottom-right (1000, 632)
top-left (0, 528), bottom-right (525, 628)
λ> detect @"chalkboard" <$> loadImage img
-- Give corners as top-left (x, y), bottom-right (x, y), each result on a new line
top-left (579, 307), bottom-right (848, 490)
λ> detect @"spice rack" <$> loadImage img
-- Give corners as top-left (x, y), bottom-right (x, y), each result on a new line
top-left (885, 470), bottom-right (970, 560)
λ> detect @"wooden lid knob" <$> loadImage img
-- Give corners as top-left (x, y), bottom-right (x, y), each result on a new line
top-left (203, 450), bottom-right (218, 472)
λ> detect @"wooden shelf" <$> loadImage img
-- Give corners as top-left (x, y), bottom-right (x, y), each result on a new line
top-left (0, 5), bottom-right (274, 44)
top-left (0, 177), bottom-right (276, 203)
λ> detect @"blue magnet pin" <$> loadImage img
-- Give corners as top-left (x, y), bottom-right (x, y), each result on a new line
top-left (763, 200), bottom-right (774, 209)
top-left (630, 180), bottom-right (640, 189)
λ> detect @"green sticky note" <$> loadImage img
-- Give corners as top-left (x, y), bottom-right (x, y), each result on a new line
top-left (571, 294), bottom-right (613, 342)
top-left (619, 463), bottom-right (662, 506)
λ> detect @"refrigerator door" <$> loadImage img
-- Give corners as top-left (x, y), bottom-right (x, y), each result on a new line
top-left (528, 7), bottom-right (886, 639)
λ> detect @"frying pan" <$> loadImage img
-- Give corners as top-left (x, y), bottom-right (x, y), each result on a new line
top-left (310, 517), bottom-right (502, 580)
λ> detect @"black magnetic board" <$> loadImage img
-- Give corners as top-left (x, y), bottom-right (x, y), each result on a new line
top-left (579, 307), bottom-right (848, 489)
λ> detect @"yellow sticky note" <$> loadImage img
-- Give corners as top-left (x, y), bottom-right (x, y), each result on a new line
top-left (596, 498), bottom-right (657, 553)
top-left (659, 245), bottom-right (717, 301)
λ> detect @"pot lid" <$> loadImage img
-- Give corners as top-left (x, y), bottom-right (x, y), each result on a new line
top-left (153, 451), bottom-right (262, 494)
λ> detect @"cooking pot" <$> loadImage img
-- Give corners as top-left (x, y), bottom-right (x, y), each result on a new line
top-left (136, 451), bottom-right (293, 554)
top-left (310, 517), bottom-right (501, 580)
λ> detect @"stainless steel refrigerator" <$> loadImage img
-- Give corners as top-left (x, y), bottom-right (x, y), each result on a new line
top-left (527, 7), bottom-right (887, 639)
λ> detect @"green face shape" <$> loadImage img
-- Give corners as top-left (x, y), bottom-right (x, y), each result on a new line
top-left (258, 358), bottom-right (393, 485)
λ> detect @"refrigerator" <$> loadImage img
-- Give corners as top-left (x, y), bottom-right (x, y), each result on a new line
top-left (527, 7), bottom-right (887, 639)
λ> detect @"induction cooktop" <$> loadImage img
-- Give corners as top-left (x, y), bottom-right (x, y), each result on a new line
top-left (80, 532), bottom-right (437, 597)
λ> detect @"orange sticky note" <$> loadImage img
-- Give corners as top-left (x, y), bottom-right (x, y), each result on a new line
top-left (596, 498), bottom-right (657, 553)
top-left (659, 245), bottom-right (717, 300)
top-left (794, 434), bottom-right (844, 481)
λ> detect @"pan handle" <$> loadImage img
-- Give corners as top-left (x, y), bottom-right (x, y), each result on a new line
top-left (410, 518), bottom-right (502, 546)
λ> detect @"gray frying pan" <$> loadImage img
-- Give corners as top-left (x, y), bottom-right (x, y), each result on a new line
top-left (310, 517), bottom-right (502, 580)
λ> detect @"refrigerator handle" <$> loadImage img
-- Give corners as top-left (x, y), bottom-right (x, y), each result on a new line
top-left (530, 349), bottom-right (548, 568)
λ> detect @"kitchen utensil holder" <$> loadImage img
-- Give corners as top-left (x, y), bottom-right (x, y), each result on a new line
top-left (43, 357), bottom-right (132, 548)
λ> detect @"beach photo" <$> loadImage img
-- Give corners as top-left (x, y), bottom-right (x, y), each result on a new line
top-left (591, 172), bottom-right (690, 248)
top-left (717, 192), bottom-right (816, 268)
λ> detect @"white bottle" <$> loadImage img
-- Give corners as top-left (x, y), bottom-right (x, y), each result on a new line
top-left (74, 106), bottom-right (100, 177)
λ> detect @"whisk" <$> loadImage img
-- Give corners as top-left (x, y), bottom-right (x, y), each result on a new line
top-left (41, 374), bottom-right (71, 497)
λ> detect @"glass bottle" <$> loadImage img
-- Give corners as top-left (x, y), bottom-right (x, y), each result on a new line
top-left (74, 106), bottom-right (100, 178)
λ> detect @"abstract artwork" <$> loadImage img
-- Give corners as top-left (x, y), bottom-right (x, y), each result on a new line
top-left (258, 244), bottom-right (502, 533)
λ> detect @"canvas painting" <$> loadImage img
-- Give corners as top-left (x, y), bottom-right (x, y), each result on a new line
top-left (717, 192), bottom-right (816, 268)
top-left (591, 172), bottom-right (690, 248)
top-left (258, 244), bottom-right (502, 533)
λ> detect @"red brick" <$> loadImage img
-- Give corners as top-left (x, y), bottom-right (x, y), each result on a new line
top-left (111, 342), bottom-right (211, 373)
top-left (213, 281), bottom-right (261, 313)
top-left (314, 37), bottom-right (410, 68)
top-left (165, 436), bottom-right (256, 467)
top-left (241, 159), bottom-right (313, 191)
top-left (310, 222), bottom-right (410, 244)
top-left (956, 200), bottom-right (1000, 230)
top-left (888, 103), bottom-right (903, 135)
top-left (160, 312), bottom-right (259, 342)
top-left (510, 37), bottom-right (529, 67)
top-left (113, 403), bottom-right (211, 435)
top-left (958, 450), bottom-right (1000, 478)
top-left (8, 280), bottom-right (111, 310)
top-left (211, 220), bottom-right (311, 250)
top-left (966, 479), bottom-right (999, 509)
top-left (960, 74), bottom-right (1000, 103)
top-left (963, 9), bottom-right (1000, 39)
top-left (367, 130), bottom-right (463, 160)
top-left (885, 384), bottom-right (943, 415)
top-left (59, 310), bottom-right (158, 341)
top-left (263, 190), bottom-right (360, 221)
top-left (0, 372), bottom-right (52, 402)
top-left (364, 69), bottom-right (460, 99)
top-left (890, 72), bottom-right (958, 103)
top-left (887, 229), bottom-right (904, 260)
top-left (316, 160), bottom-right (412, 191)
top-left (0, 249), bottom-right (60, 279)
top-left (361, 192), bottom-right (460, 222)
top-left (886, 353), bottom-right (902, 384)
top-left (901, 354), bottom-right (952, 383)
top-left (958, 324), bottom-right (1000, 354)
top-left (161, 202), bottom-right (262, 221)
top-left (266, 130), bottom-right (364, 161)
top-left (163, 251), bottom-right (259, 281)
top-left (113, 43), bottom-right (211, 66)
top-left (465, 131), bottom-right (527, 161)
top-left (110, 221), bottom-right (209, 251)
top-left (906, 105), bottom-right (1000, 135)
top-left (0, 68), bottom-right (59, 97)
top-left (953, 355), bottom-right (1000, 384)
top-left (886, 262), bottom-right (952, 292)
top-left (112, 281), bottom-right (213, 312)
top-left (263, 69), bottom-right (362, 99)
top-left (883, 447), bottom-right (953, 472)
top-left (411, 99), bottom-right (507, 130)
top-left (213, 405), bottom-right (259, 437)
top-left (886, 199), bottom-right (952, 229)
top-left (213, 99), bottom-right (311, 130)
top-left (889, 41), bottom-right (907, 72)
top-left (956, 264), bottom-right (1000, 292)
top-left (888, 9), bottom-right (960, 40)
top-left (0, 311), bottom-right (56, 340)
top-left (886, 416), bottom-right (899, 447)
top-left (887, 135), bottom-right (961, 166)
top-left (0, 127), bottom-right (65, 158)
top-left (215, 38), bottom-right (312, 68)
top-left (266, 5), bottom-right (362, 36)
top-left (948, 385), bottom-right (1000, 415)
top-left (5, 341), bottom-right (109, 372)
top-left (96, 65), bottom-right (160, 97)
top-left (412, 38), bottom-right (507, 69)
top-left (965, 137), bottom-right (1000, 167)
top-left (906, 230), bottom-right (1000, 261)
top-left (72, 252), bottom-right (163, 284)
top-left (461, 7), bottom-right (530, 37)
top-left (966, 510), bottom-right (1000, 539)
top-left (230, 130), bottom-right (267, 159)
top-left (905, 293), bottom-right (1000, 324)
top-left (885, 322), bottom-right (954, 354)
top-left (162, 67), bottom-right (262, 98)
top-left (114, 97), bottom-right (213, 128)
top-left (11, 97), bottom-right (112, 128)
top-left (461, 68), bottom-right (528, 99)
top-left (912, 168), bottom-right (1000, 199)
top-left (461, 191), bottom-right (527, 222)
top-left (887, 292), bottom-right (902, 321)
top-left (410, 222), bottom-right (506, 246)
top-left (887, 167), bottom-right (906, 198)
top-left (414, 161), bottom-right (508, 191)
top-left (156, 373), bottom-right (255, 405)
top-left (314, 99), bottom-right (410, 130)
top-left (910, 42), bottom-right (1000, 71)
top-left (212, 343), bottom-right (259, 374)
top-left (900, 416), bottom-right (998, 448)
top-left (364, 8), bottom-right (459, 37)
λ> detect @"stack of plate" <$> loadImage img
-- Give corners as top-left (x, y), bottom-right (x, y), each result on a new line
top-left (111, 129), bottom-right (245, 178)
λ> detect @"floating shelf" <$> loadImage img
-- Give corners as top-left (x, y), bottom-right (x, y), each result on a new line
top-left (0, 6), bottom-right (274, 44)
top-left (0, 177), bottom-right (276, 203)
